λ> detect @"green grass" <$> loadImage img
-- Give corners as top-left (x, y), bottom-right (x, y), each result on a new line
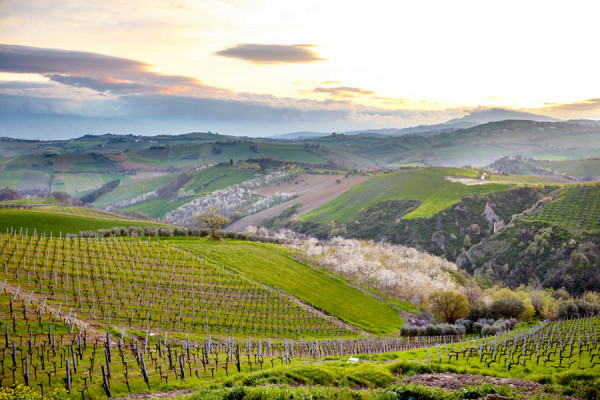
top-left (182, 166), bottom-right (259, 195)
top-left (122, 197), bottom-right (192, 219)
top-left (532, 157), bottom-right (600, 179)
top-left (0, 197), bottom-right (61, 206)
top-left (168, 238), bottom-right (404, 334)
top-left (526, 182), bottom-right (600, 230)
top-left (93, 173), bottom-right (175, 208)
top-left (0, 208), bottom-right (166, 235)
top-left (302, 167), bottom-right (510, 223)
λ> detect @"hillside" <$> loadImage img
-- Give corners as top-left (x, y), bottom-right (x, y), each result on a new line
top-left (300, 167), bottom-right (510, 223)
top-left (526, 182), bottom-right (600, 231)
top-left (531, 157), bottom-right (600, 180)
top-left (0, 207), bottom-right (165, 235)
top-left (168, 238), bottom-right (404, 334)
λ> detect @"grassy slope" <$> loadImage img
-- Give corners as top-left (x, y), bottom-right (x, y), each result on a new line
top-left (168, 238), bottom-right (403, 334)
top-left (532, 157), bottom-right (600, 178)
top-left (302, 167), bottom-right (510, 223)
top-left (119, 166), bottom-right (260, 218)
top-left (0, 208), bottom-right (165, 235)
top-left (93, 173), bottom-right (174, 208)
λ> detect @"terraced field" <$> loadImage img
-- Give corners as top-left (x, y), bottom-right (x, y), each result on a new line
top-left (527, 182), bottom-right (600, 230)
top-left (301, 167), bottom-right (510, 223)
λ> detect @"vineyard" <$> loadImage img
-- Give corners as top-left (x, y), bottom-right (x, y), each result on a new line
top-left (0, 232), bottom-right (351, 339)
top-left (408, 316), bottom-right (600, 376)
top-left (0, 230), bottom-right (463, 398)
top-left (527, 182), bottom-right (600, 231)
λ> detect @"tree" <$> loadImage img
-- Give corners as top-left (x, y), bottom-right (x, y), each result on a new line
top-left (428, 290), bottom-right (469, 323)
top-left (489, 297), bottom-right (525, 319)
top-left (195, 206), bottom-right (231, 239)
top-left (0, 187), bottom-right (20, 201)
top-left (463, 234), bottom-right (472, 249)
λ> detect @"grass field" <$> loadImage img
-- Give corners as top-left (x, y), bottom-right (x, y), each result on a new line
top-left (0, 208), bottom-right (165, 235)
top-left (301, 168), bottom-right (510, 223)
top-left (168, 238), bottom-right (404, 334)
top-left (531, 157), bottom-right (600, 179)
top-left (526, 182), bottom-right (600, 230)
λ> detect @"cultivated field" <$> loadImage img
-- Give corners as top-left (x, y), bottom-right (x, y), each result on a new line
top-left (527, 182), bottom-right (600, 230)
top-left (301, 168), bottom-right (510, 223)
top-left (227, 174), bottom-right (369, 232)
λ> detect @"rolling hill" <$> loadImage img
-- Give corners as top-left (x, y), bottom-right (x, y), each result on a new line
top-left (300, 167), bottom-right (510, 223)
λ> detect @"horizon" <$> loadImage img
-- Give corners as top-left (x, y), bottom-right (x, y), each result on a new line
top-left (2, 1), bottom-right (600, 139)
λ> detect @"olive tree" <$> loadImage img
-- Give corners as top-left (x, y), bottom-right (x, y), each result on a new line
top-left (195, 206), bottom-right (231, 239)
top-left (428, 290), bottom-right (469, 324)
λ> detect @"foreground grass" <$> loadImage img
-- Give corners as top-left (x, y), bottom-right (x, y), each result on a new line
top-left (168, 237), bottom-right (404, 334)
top-left (301, 167), bottom-right (510, 223)
top-left (0, 208), bottom-right (165, 235)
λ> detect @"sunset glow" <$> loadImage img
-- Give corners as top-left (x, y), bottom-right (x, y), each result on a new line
top-left (1, 0), bottom-right (600, 138)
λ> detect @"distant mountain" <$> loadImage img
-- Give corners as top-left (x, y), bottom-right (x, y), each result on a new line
top-left (273, 108), bottom-right (559, 139)
top-left (272, 131), bottom-right (330, 139)
top-left (446, 108), bottom-right (559, 124)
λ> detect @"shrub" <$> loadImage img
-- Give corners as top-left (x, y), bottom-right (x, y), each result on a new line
top-left (128, 226), bottom-right (142, 237)
top-left (158, 227), bottom-right (173, 237)
top-left (174, 227), bottom-right (188, 237)
top-left (79, 230), bottom-right (96, 239)
top-left (558, 300), bottom-right (578, 318)
top-left (97, 229), bottom-right (111, 238)
top-left (144, 227), bottom-right (157, 237)
top-left (111, 226), bottom-right (128, 237)
top-left (467, 301), bottom-right (489, 320)
top-left (489, 297), bottom-right (525, 319)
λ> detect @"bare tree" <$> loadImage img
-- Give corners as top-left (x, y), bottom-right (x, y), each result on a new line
top-left (195, 206), bottom-right (231, 239)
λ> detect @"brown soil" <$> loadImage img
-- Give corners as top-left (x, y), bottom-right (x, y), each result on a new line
top-left (118, 161), bottom-right (166, 172)
top-left (403, 373), bottom-right (542, 391)
top-left (113, 389), bottom-right (193, 400)
top-left (227, 174), bottom-right (369, 232)
top-left (104, 153), bottom-right (128, 162)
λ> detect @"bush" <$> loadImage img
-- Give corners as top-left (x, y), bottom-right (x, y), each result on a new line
top-left (79, 230), bottom-right (96, 239)
top-left (97, 229), bottom-right (111, 238)
top-left (111, 226), bottom-right (128, 237)
top-left (158, 227), bottom-right (173, 237)
top-left (489, 297), bottom-right (525, 319)
top-left (128, 226), bottom-right (142, 237)
top-left (174, 227), bottom-right (188, 237)
top-left (558, 300), bottom-right (579, 318)
top-left (144, 227), bottom-right (157, 237)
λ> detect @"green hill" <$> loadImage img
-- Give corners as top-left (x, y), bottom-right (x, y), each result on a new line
top-left (531, 157), bottom-right (600, 179)
top-left (0, 207), bottom-right (165, 235)
top-left (169, 238), bottom-right (404, 334)
top-left (301, 167), bottom-right (510, 223)
top-left (526, 182), bottom-right (600, 231)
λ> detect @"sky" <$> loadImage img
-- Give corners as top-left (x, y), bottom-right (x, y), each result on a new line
top-left (1, 0), bottom-right (600, 139)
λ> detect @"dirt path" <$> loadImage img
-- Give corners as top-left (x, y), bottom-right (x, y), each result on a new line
top-left (227, 174), bottom-right (369, 232)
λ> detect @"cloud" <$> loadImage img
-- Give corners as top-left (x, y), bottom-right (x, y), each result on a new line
top-left (304, 86), bottom-right (375, 98)
top-left (0, 43), bottom-right (228, 96)
top-left (546, 98), bottom-right (600, 112)
top-left (214, 44), bottom-right (325, 64)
